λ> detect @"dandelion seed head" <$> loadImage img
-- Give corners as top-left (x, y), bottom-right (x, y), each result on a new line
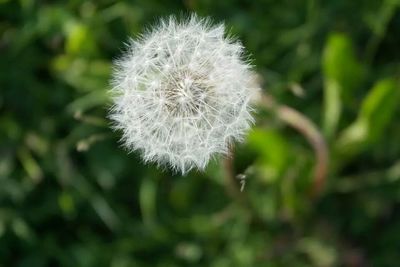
top-left (109, 14), bottom-right (257, 174)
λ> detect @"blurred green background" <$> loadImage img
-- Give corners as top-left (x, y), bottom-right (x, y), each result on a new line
top-left (1, 0), bottom-right (400, 266)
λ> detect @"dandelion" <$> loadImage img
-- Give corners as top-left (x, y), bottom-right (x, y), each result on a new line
top-left (109, 14), bottom-right (256, 174)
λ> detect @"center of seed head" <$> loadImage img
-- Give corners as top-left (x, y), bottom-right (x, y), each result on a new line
top-left (160, 70), bottom-right (212, 117)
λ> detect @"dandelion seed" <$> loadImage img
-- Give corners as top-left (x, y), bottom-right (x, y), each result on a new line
top-left (236, 174), bottom-right (247, 192)
top-left (109, 14), bottom-right (257, 174)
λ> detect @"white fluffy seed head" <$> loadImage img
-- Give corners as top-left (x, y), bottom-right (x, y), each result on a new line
top-left (109, 14), bottom-right (257, 174)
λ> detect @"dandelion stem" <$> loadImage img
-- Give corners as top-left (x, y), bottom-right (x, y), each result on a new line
top-left (260, 93), bottom-right (329, 198)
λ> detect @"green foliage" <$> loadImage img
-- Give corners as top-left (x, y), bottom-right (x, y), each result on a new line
top-left (1, 0), bottom-right (400, 267)
top-left (322, 33), bottom-right (364, 138)
top-left (323, 33), bottom-right (364, 92)
top-left (336, 78), bottom-right (399, 158)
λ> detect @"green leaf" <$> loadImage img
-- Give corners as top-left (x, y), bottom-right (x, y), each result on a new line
top-left (336, 78), bottom-right (399, 156)
top-left (65, 22), bottom-right (98, 56)
top-left (322, 33), bottom-right (364, 138)
top-left (17, 147), bottom-right (43, 183)
top-left (323, 33), bottom-right (363, 93)
top-left (247, 128), bottom-right (290, 181)
top-left (359, 78), bottom-right (399, 140)
top-left (323, 79), bottom-right (342, 140)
